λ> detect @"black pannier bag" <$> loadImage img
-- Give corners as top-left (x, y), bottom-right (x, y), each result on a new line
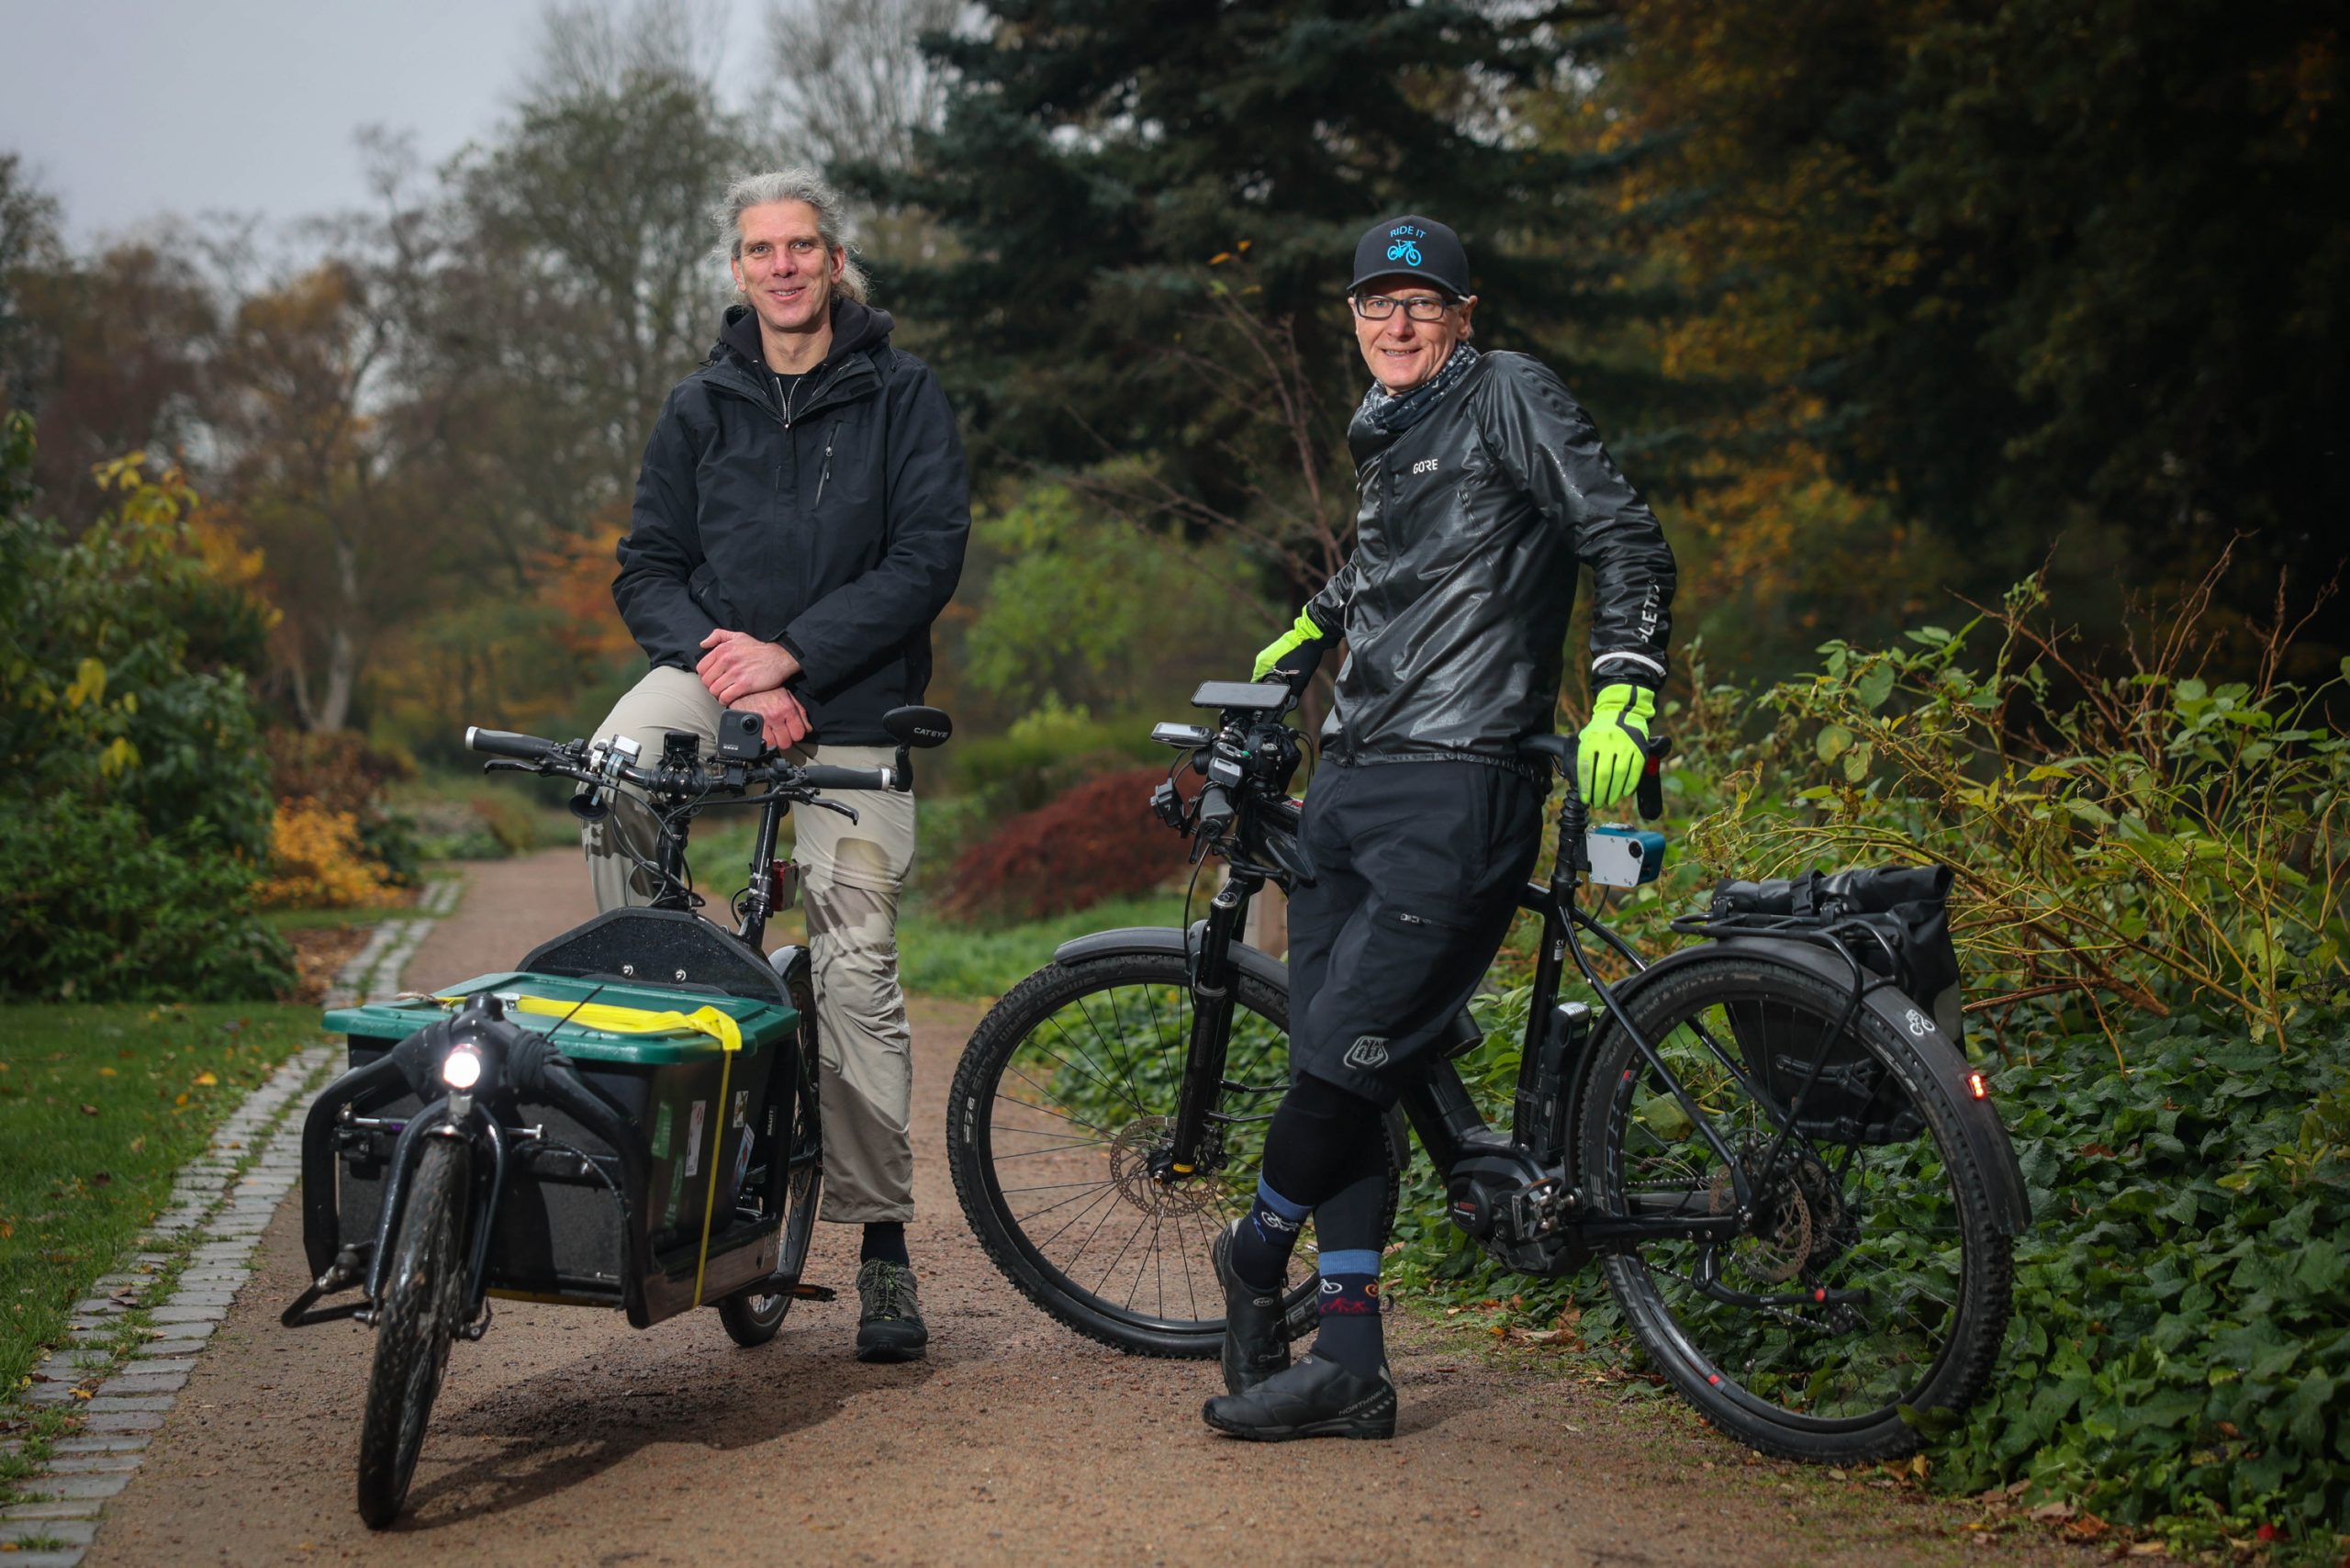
top-left (1706, 864), bottom-right (1962, 1144)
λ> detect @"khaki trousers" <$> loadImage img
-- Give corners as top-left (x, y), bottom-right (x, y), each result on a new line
top-left (582, 666), bottom-right (917, 1224)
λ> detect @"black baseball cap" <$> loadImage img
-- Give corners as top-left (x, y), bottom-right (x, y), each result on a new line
top-left (1349, 214), bottom-right (1472, 299)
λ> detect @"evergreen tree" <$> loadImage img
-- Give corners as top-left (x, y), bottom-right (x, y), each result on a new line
top-left (859, 0), bottom-right (1646, 587)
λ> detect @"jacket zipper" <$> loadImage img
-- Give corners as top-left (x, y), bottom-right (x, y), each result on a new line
top-left (815, 427), bottom-right (835, 506)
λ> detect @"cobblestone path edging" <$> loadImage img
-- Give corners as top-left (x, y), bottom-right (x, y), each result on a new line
top-left (0, 879), bottom-right (456, 1565)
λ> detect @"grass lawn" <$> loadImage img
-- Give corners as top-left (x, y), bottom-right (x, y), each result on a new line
top-left (260, 901), bottom-right (411, 933)
top-left (0, 1002), bottom-right (326, 1393)
top-left (898, 893), bottom-right (1192, 999)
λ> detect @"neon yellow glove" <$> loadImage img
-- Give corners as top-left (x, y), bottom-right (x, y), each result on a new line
top-left (1252, 609), bottom-right (1328, 683)
top-left (1576, 684), bottom-right (1655, 808)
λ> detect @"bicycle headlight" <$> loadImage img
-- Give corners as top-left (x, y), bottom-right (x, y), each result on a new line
top-left (441, 1045), bottom-right (484, 1092)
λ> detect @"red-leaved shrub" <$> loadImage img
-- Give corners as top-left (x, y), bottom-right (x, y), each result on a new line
top-left (943, 766), bottom-right (1190, 922)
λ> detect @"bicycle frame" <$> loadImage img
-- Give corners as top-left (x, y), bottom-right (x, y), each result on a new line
top-left (626, 777), bottom-right (799, 952)
top-left (1158, 740), bottom-right (1762, 1254)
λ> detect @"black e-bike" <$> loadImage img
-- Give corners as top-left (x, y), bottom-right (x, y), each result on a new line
top-left (946, 681), bottom-right (2026, 1461)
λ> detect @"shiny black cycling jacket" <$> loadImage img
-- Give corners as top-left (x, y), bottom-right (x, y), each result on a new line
top-left (1300, 349), bottom-right (1676, 763)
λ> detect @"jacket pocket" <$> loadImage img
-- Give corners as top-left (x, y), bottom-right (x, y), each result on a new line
top-left (687, 561), bottom-right (738, 625)
top-left (1376, 888), bottom-right (1477, 935)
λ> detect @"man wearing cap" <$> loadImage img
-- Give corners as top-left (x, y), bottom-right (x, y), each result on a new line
top-left (1200, 215), bottom-right (1676, 1441)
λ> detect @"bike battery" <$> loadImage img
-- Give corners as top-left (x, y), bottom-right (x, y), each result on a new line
top-left (324, 972), bottom-right (797, 1313)
top-left (1585, 826), bottom-right (1667, 889)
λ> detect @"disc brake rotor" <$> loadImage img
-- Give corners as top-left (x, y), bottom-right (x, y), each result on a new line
top-left (1107, 1116), bottom-right (1224, 1218)
top-left (1710, 1140), bottom-right (1814, 1284)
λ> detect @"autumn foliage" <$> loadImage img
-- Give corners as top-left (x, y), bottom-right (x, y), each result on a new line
top-left (942, 767), bottom-right (1189, 923)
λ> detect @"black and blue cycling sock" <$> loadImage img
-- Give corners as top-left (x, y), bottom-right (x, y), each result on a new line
top-left (1307, 1161), bottom-right (1391, 1376)
top-left (1312, 1249), bottom-right (1385, 1377)
top-left (1230, 1177), bottom-right (1311, 1292)
top-left (859, 1221), bottom-right (910, 1268)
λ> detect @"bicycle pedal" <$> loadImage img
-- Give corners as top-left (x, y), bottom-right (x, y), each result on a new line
top-left (789, 1282), bottom-right (837, 1301)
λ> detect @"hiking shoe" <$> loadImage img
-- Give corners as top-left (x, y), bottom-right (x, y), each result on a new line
top-left (1201, 1352), bottom-right (1396, 1441)
top-left (1214, 1219), bottom-right (1291, 1395)
top-left (855, 1260), bottom-right (928, 1362)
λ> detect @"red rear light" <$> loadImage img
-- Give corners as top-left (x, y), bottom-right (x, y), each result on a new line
top-left (1967, 1070), bottom-right (1990, 1100)
top-left (769, 859), bottom-right (796, 907)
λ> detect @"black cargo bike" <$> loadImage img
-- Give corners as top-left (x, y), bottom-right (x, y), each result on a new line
top-left (284, 704), bottom-right (949, 1527)
top-left (947, 679), bottom-right (2028, 1461)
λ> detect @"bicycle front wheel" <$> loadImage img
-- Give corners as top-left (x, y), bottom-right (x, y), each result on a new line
top-left (1576, 948), bottom-right (2013, 1462)
top-left (356, 1134), bottom-right (470, 1528)
top-left (948, 947), bottom-right (1383, 1357)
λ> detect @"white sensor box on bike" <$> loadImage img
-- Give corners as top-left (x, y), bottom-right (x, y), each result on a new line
top-left (1585, 826), bottom-right (1667, 888)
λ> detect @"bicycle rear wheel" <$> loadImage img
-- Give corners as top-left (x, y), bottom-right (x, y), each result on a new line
top-left (947, 948), bottom-right (1393, 1357)
top-left (1576, 948), bottom-right (2012, 1462)
top-left (720, 956), bottom-right (823, 1347)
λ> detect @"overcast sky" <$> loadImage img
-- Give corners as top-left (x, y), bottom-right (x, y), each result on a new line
top-left (0, 0), bottom-right (766, 248)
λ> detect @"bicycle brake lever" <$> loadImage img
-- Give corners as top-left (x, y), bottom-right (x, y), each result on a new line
top-left (804, 797), bottom-right (860, 824)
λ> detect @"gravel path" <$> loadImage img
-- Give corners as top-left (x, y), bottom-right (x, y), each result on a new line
top-left (84, 850), bottom-right (2098, 1566)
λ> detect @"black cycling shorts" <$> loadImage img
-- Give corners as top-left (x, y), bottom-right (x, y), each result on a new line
top-left (1286, 758), bottom-right (1543, 1106)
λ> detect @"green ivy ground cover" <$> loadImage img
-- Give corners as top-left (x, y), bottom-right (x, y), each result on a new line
top-left (1385, 979), bottom-right (2350, 1557)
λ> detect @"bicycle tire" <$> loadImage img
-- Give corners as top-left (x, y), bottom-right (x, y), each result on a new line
top-left (1576, 947), bottom-right (2012, 1462)
top-left (356, 1135), bottom-right (470, 1528)
top-left (720, 957), bottom-right (824, 1347)
top-left (947, 948), bottom-right (1394, 1358)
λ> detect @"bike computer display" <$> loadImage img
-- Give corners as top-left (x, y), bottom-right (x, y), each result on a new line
top-left (1190, 680), bottom-right (1291, 712)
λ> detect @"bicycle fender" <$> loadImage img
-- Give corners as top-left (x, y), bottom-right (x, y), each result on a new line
top-left (1052, 924), bottom-right (1291, 997)
top-left (1047, 925), bottom-right (1414, 1173)
top-left (1605, 936), bottom-right (2031, 1236)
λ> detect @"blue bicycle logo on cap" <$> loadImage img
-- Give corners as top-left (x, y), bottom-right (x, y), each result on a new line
top-left (1387, 240), bottom-right (1423, 264)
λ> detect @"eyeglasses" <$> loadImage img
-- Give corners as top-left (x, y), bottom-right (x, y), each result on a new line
top-left (1351, 293), bottom-right (1457, 322)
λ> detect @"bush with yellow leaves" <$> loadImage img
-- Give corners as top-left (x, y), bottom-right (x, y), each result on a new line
top-left (256, 797), bottom-right (407, 910)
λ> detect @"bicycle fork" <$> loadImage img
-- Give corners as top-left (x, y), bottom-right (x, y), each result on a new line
top-left (1161, 875), bottom-right (1256, 1182)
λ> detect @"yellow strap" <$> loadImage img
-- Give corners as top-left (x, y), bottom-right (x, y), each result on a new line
top-left (444, 993), bottom-right (744, 1054)
top-left (692, 1048), bottom-right (734, 1309)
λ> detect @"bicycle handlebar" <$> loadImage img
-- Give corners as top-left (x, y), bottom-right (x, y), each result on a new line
top-left (464, 726), bottom-right (894, 800)
top-left (796, 763), bottom-right (895, 793)
top-left (464, 726), bottom-right (556, 762)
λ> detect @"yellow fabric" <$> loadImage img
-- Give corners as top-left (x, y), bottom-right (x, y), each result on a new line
top-left (693, 1047), bottom-right (736, 1309)
top-left (440, 993), bottom-right (744, 1053)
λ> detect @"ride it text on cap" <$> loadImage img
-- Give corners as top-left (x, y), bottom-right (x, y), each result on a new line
top-left (1350, 215), bottom-right (1472, 299)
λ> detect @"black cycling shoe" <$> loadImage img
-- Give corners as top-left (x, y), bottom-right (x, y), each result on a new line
top-left (855, 1260), bottom-right (929, 1362)
top-left (1214, 1220), bottom-right (1292, 1395)
top-left (1201, 1352), bottom-right (1396, 1441)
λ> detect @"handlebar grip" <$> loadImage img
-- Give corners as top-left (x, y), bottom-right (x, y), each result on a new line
top-left (466, 726), bottom-right (555, 762)
top-left (1637, 734), bottom-right (1673, 823)
top-left (796, 764), bottom-right (893, 792)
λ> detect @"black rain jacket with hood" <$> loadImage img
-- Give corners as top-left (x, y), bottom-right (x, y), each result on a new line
top-left (612, 298), bottom-right (971, 745)
top-left (1294, 346), bottom-right (1676, 764)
